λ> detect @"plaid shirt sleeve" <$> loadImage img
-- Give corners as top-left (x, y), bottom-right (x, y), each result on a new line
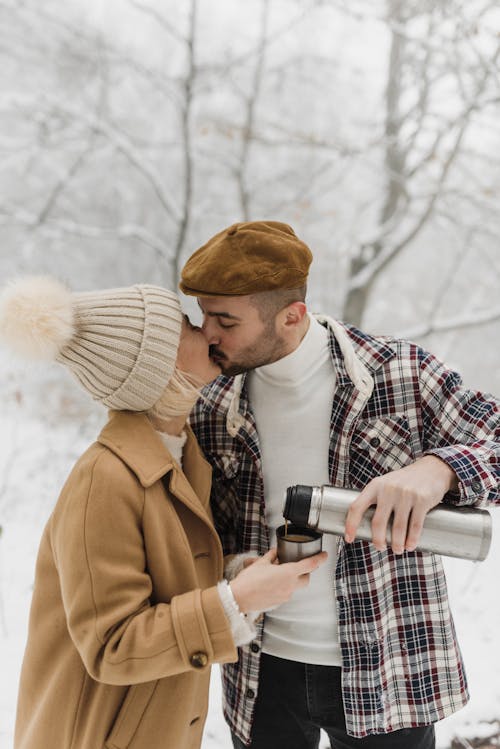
top-left (417, 348), bottom-right (500, 506)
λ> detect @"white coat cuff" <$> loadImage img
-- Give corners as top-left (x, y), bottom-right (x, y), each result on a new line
top-left (217, 580), bottom-right (257, 647)
top-left (224, 552), bottom-right (259, 581)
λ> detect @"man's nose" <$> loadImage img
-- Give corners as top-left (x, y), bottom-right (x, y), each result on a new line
top-left (201, 317), bottom-right (220, 345)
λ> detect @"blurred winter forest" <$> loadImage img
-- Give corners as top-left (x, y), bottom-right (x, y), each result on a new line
top-left (1, 2), bottom-right (500, 747)
top-left (0, 0), bottom-right (499, 392)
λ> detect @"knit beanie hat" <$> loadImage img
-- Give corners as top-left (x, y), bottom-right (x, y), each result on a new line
top-left (0, 277), bottom-right (183, 411)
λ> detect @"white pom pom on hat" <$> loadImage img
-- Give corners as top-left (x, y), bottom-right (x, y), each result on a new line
top-left (0, 276), bottom-right (184, 412)
top-left (0, 276), bottom-right (74, 360)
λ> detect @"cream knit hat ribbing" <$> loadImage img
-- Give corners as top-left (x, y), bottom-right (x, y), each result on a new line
top-left (0, 278), bottom-right (183, 411)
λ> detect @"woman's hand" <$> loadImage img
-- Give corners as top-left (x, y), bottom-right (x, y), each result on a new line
top-left (229, 548), bottom-right (328, 614)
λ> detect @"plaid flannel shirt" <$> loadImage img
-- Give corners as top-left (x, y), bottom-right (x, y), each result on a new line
top-left (190, 316), bottom-right (500, 744)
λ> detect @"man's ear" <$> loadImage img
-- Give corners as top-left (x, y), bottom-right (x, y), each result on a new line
top-left (278, 301), bottom-right (307, 328)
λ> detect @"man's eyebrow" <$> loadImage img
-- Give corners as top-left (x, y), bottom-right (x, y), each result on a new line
top-left (197, 302), bottom-right (242, 321)
top-left (208, 311), bottom-right (241, 320)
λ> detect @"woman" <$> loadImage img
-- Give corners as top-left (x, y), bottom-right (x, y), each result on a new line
top-left (0, 278), bottom-right (326, 749)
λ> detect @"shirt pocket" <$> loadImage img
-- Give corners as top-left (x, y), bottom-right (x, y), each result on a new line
top-left (105, 680), bottom-right (158, 749)
top-left (349, 415), bottom-right (414, 483)
top-left (211, 452), bottom-right (240, 480)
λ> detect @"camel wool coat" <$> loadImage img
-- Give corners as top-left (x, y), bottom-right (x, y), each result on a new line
top-left (15, 411), bottom-right (238, 749)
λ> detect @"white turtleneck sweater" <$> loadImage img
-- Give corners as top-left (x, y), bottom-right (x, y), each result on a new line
top-left (247, 314), bottom-right (342, 665)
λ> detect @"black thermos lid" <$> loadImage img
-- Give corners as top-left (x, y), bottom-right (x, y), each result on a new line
top-left (283, 484), bottom-right (314, 527)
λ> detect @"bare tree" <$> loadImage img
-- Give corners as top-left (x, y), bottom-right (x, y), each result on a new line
top-left (0, 0), bottom-right (193, 287)
top-left (0, 0), bottom-right (499, 354)
top-left (234, 0), bottom-right (270, 221)
top-left (342, 0), bottom-right (500, 328)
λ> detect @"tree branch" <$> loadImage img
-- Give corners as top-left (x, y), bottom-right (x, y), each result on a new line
top-left (172, 0), bottom-right (197, 281)
top-left (235, 0), bottom-right (270, 221)
top-left (348, 44), bottom-right (500, 293)
top-left (127, 0), bottom-right (187, 44)
top-left (30, 94), bottom-right (182, 222)
top-left (398, 306), bottom-right (500, 340)
top-left (0, 200), bottom-right (170, 260)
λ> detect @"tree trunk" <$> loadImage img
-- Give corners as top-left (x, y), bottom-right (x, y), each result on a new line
top-left (342, 0), bottom-right (406, 327)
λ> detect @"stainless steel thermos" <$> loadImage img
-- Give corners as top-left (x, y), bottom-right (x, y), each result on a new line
top-left (283, 484), bottom-right (492, 561)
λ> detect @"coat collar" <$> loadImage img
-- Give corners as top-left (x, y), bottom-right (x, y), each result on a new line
top-left (97, 411), bottom-right (210, 493)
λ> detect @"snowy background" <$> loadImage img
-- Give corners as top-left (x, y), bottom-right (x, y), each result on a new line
top-left (1, 1), bottom-right (499, 747)
top-left (1, 353), bottom-right (499, 749)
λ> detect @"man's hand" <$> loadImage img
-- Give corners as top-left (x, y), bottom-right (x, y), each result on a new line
top-left (344, 455), bottom-right (459, 554)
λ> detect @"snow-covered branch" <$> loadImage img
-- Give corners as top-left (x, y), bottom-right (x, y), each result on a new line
top-left (172, 0), bottom-right (197, 280)
top-left (347, 41), bottom-right (500, 295)
top-left (127, 0), bottom-right (187, 45)
top-left (399, 306), bottom-right (500, 340)
top-left (0, 201), bottom-right (169, 259)
top-left (234, 0), bottom-right (270, 221)
top-left (33, 95), bottom-right (182, 223)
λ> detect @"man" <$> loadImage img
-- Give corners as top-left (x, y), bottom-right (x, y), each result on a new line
top-left (180, 221), bottom-right (500, 749)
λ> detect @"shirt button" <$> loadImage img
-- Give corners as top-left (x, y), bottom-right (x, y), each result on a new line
top-left (370, 437), bottom-right (381, 448)
top-left (471, 480), bottom-right (482, 492)
top-left (246, 688), bottom-right (256, 699)
top-left (190, 652), bottom-right (208, 669)
top-left (250, 642), bottom-right (260, 653)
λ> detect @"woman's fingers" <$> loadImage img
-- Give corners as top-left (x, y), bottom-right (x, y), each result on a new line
top-left (231, 548), bottom-right (328, 613)
top-left (259, 547), bottom-right (278, 563)
top-left (293, 551), bottom-right (328, 575)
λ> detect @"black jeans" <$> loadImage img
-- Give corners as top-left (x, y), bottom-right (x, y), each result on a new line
top-left (231, 654), bottom-right (435, 749)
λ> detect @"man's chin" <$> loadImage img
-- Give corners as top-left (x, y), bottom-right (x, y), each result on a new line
top-left (210, 353), bottom-right (250, 377)
top-left (218, 361), bottom-right (247, 377)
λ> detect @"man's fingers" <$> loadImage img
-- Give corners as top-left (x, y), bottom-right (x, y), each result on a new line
top-left (405, 507), bottom-right (427, 551)
top-left (344, 487), bottom-right (376, 543)
top-left (389, 505), bottom-right (412, 555)
top-left (370, 503), bottom-right (394, 551)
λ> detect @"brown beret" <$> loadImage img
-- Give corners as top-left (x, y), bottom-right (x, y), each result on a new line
top-left (180, 220), bottom-right (312, 297)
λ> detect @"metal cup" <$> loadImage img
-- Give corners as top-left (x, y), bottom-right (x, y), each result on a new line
top-left (276, 524), bottom-right (323, 563)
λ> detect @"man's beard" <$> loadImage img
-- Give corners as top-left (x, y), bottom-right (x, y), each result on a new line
top-left (209, 328), bottom-right (289, 377)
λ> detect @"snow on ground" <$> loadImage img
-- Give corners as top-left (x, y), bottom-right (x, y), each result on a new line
top-left (0, 356), bottom-right (499, 748)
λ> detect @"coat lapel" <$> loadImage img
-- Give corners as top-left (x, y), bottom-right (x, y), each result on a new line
top-left (180, 425), bottom-right (212, 511)
top-left (98, 411), bottom-right (213, 527)
top-left (167, 426), bottom-right (213, 525)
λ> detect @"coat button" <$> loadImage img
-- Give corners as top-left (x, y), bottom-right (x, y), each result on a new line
top-left (370, 437), bottom-right (381, 448)
top-left (190, 652), bottom-right (208, 669)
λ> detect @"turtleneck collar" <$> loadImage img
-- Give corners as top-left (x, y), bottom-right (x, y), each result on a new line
top-left (251, 313), bottom-right (330, 387)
